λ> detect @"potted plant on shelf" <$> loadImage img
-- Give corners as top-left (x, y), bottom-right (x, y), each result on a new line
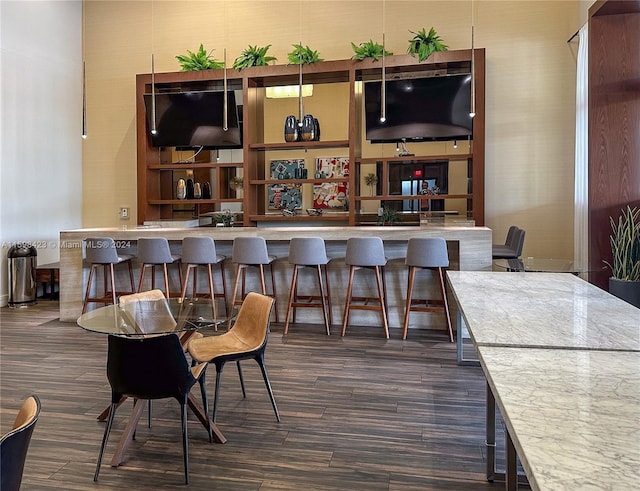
top-left (377, 206), bottom-right (399, 226)
top-left (604, 205), bottom-right (640, 308)
top-left (175, 44), bottom-right (224, 71)
top-left (287, 44), bottom-right (323, 64)
top-left (407, 27), bottom-right (448, 62)
top-left (350, 40), bottom-right (392, 61)
top-left (365, 173), bottom-right (378, 196)
top-left (233, 45), bottom-right (277, 70)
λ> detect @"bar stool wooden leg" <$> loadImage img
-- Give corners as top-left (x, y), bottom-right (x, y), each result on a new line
top-left (315, 265), bottom-right (331, 335)
top-left (340, 266), bottom-right (356, 336)
top-left (109, 264), bottom-right (117, 306)
top-left (402, 266), bottom-right (417, 340)
top-left (283, 265), bottom-right (300, 335)
top-left (438, 267), bottom-right (454, 342)
top-left (374, 265), bottom-right (390, 339)
top-left (269, 264), bottom-right (279, 323)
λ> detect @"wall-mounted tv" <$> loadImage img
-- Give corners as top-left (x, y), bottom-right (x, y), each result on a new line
top-left (143, 90), bottom-right (242, 149)
top-left (364, 74), bottom-right (473, 143)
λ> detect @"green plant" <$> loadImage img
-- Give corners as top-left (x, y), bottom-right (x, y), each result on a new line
top-left (350, 40), bottom-right (392, 61)
top-left (377, 206), bottom-right (399, 226)
top-left (287, 44), bottom-right (323, 64)
top-left (604, 206), bottom-right (640, 281)
top-left (407, 27), bottom-right (448, 62)
top-left (233, 44), bottom-right (277, 70)
top-left (175, 44), bottom-right (224, 71)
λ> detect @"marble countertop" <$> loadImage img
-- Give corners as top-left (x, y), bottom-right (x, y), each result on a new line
top-left (446, 271), bottom-right (640, 351)
top-left (478, 346), bottom-right (640, 491)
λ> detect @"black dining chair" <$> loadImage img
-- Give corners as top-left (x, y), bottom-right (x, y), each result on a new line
top-left (94, 333), bottom-right (209, 484)
top-left (0, 394), bottom-right (41, 491)
top-left (187, 292), bottom-right (280, 423)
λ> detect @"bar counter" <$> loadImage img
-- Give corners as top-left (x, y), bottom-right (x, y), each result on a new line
top-left (59, 224), bottom-right (492, 327)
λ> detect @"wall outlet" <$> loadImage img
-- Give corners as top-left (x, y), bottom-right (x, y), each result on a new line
top-left (120, 207), bottom-right (130, 220)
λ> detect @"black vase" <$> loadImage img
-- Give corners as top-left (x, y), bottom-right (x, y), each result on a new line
top-left (313, 118), bottom-right (320, 141)
top-left (185, 179), bottom-right (194, 199)
top-left (284, 115), bottom-right (299, 142)
top-left (301, 114), bottom-right (315, 141)
top-left (202, 181), bottom-right (211, 199)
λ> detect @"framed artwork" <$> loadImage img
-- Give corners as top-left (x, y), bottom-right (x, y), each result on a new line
top-left (269, 159), bottom-right (305, 210)
top-left (268, 184), bottom-right (302, 210)
top-left (313, 157), bottom-right (349, 209)
top-left (270, 158), bottom-right (305, 180)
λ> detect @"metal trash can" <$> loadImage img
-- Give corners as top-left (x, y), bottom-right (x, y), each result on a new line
top-left (8, 244), bottom-right (37, 307)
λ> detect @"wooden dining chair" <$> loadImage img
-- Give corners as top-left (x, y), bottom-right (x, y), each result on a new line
top-left (94, 334), bottom-right (210, 485)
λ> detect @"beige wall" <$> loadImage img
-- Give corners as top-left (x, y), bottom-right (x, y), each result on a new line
top-left (84, 0), bottom-right (583, 259)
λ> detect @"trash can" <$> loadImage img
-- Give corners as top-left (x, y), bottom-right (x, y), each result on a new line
top-left (8, 244), bottom-right (37, 307)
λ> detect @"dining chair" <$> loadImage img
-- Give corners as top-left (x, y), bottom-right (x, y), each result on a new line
top-left (0, 394), bottom-right (41, 491)
top-left (94, 333), bottom-right (210, 484)
top-left (492, 226), bottom-right (525, 259)
top-left (187, 292), bottom-right (280, 423)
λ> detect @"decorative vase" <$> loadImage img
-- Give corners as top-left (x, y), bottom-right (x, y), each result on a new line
top-left (193, 182), bottom-right (202, 199)
top-left (609, 278), bottom-right (640, 308)
top-left (301, 114), bottom-right (315, 141)
top-left (313, 118), bottom-right (320, 141)
top-left (284, 115), bottom-right (299, 142)
top-left (176, 178), bottom-right (186, 200)
top-left (185, 179), bottom-right (194, 199)
top-left (202, 181), bottom-right (211, 199)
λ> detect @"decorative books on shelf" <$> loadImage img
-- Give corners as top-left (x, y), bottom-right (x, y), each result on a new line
top-left (313, 157), bottom-right (349, 209)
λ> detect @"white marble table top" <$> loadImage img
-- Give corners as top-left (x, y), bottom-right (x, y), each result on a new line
top-left (478, 346), bottom-right (640, 491)
top-left (446, 271), bottom-right (640, 351)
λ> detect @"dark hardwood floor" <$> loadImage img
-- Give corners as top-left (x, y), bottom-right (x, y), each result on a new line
top-left (0, 301), bottom-right (498, 490)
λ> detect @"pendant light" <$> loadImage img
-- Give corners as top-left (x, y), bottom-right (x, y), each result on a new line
top-left (223, 48), bottom-right (228, 131)
top-left (470, 0), bottom-right (476, 118)
top-left (380, 0), bottom-right (386, 123)
top-left (150, 1), bottom-right (157, 135)
top-left (81, 1), bottom-right (87, 139)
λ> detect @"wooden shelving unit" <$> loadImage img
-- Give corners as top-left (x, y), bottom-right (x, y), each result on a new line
top-left (135, 50), bottom-right (485, 226)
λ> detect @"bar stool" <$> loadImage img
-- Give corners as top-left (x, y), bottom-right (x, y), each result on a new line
top-left (82, 237), bottom-right (135, 314)
top-left (284, 237), bottom-right (332, 335)
top-left (136, 237), bottom-right (182, 297)
top-left (402, 237), bottom-right (454, 342)
top-left (340, 237), bottom-right (389, 338)
top-left (229, 237), bottom-right (278, 327)
top-left (180, 236), bottom-right (228, 322)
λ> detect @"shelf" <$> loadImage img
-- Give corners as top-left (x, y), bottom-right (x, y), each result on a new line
top-left (355, 194), bottom-right (472, 201)
top-left (248, 213), bottom-right (350, 222)
top-left (148, 162), bottom-right (243, 170)
top-left (249, 140), bottom-right (350, 151)
top-left (356, 154), bottom-right (472, 164)
top-left (250, 178), bottom-right (349, 185)
top-left (148, 198), bottom-right (243, 205)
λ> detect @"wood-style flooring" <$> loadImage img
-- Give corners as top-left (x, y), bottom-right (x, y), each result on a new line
top-left (0, 301), bottom-right (499, 490)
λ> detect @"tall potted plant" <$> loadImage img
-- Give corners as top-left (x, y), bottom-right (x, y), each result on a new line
top-left (604, 206), bottom-right (640, 308)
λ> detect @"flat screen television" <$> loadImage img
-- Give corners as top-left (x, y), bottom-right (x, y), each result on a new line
top-left (364, 74), bottom-right (473, 143)
top-left (143, 90), bottom-right (242, 148)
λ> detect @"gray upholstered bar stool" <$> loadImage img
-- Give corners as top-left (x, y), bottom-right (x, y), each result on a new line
top-left (402, 237), bottom-right (453, 342)
top-left (284, 237), bottom-right (332, 335)
top-left (136, 237), bottom-right (182, 298)
top-left (180, 236), bottom-right (228, 322)
top-left (229, 237), bottom-right (278, 327)
top-left (340, 237), bottom-right (389, 338)
top-left (82, 237), bottom-right (135, 314)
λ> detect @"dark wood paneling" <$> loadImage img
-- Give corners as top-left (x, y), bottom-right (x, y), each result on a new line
top-left (588, 8), bottom-right (640, 289)
top-left (0, 302), bottom-right (498, 490)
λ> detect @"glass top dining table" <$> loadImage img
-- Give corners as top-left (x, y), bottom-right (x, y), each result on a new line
top-left (77, 297), bottom-right (226, 336)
